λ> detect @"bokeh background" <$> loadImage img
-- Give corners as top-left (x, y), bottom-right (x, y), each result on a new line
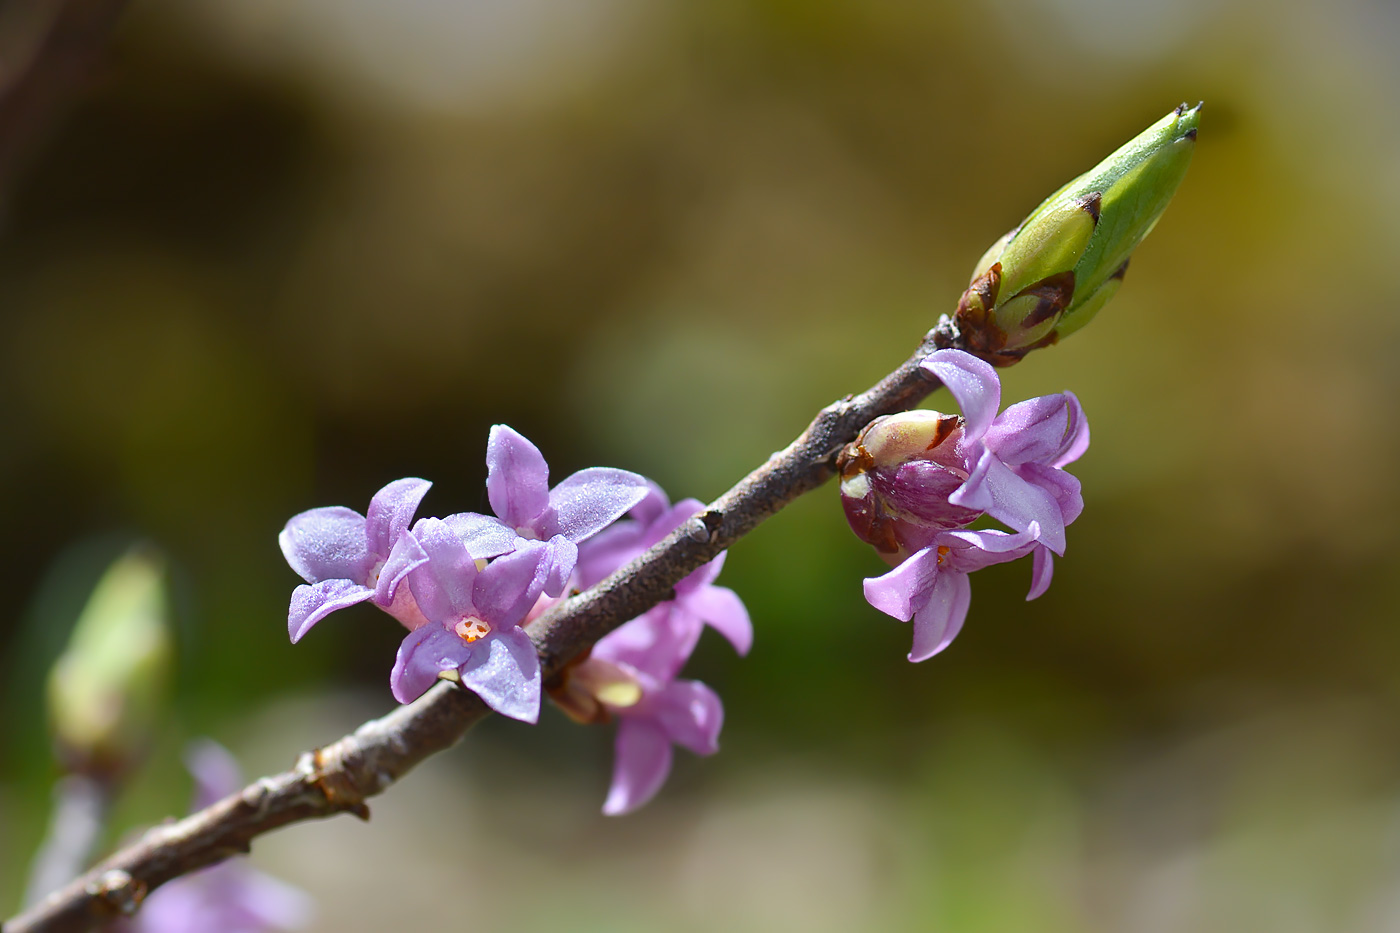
top-left (3, 0), bottom-right (1400, 929)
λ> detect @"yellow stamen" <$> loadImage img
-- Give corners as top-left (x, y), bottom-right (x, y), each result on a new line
top-left (936, 545), bottom-right (950, 566)
top-left (455, 617), bottom-right (491, 643)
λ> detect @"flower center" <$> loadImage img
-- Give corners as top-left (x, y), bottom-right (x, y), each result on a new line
top-left (367, 559), bottom-right (387, 585)
top-left (935, 545), bottom-right (950, 566)
top-left (455, 617), bottom-right (492, 643)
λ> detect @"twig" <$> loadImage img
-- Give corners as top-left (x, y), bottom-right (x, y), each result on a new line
top-left (4, 319), bottom-right (961, 933)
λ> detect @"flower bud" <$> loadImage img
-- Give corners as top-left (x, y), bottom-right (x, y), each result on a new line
top-left (956, 102), bottom-right (1200, 364)
top-left (47, 547), bottom-right (173, 776)
top-left (548, 656), bottom-right (643, 725)
top-left (837, 411), bottom-right (981, 561)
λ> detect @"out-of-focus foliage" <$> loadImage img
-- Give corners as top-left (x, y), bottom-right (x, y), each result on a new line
top-left (3, 0), bottom-right (1399, 929)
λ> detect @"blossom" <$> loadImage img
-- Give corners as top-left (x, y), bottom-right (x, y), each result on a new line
top-left (844, 349), bottom-right (1089, 660)
top-left (389, 518), bottom-right (553, 720)
top-left (118, 741), bottom-right (312, 933)
top-left (552, 607), bottom-right (723, 815)
top-left (449, 425), bottom-right (651, 595)
top-left (279, 478), bottom-right (432, 642)
top-left (576, 484), bottom-right (752, 656)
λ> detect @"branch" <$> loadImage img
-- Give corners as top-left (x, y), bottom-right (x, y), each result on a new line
top-left (4, 319), bottom-right (960, 933)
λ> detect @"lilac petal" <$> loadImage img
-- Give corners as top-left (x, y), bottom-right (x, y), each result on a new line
top-left (364, 478), bottom-right (431, 559)
top-left (940, 523), bottom-right (1041, 573)
top-left (288, 579), bottom-right (373, 643)
top-left (373, 531), bottom-right (429, 607)
top-left (406, 518), bottom-right (479, 624)
top-left (603, 718), bottom-right (675, 816)
top-left (185, 740), bottom-right (242, 811)
top-left (970, 455), bottom-right (1068, 554)
top-left (863, 547), bottom-right (942, 622)
top-left (390, 625), bottom-right (474, 704)
top-left (681, 584), bottom-right (753, 656)
top-left (473, 540), bottom-right (550, 626)
top-left (1020, 461), bottom-right (1084, 527)
top-left (278, 506), bottom-right (373, 585)
top-left (675, 551), bottom-right (725, 597)
top-left (909, 570), bottom-right (973, 662)
top-left (949, 448), bottom-right (997, 513)
top-left (648, 679), bottom-right (723, 756)
top-left (983, 395), bottom-right (1068, 466)
top-left (1054, 391), bottom-right (1091, 468)
top-left (541, 535), bottom-right (578, 598)
top-left (1028, 546), bottom-right (1054, 600)
top-left (921, 349), bottom-right (1001, 443)
top-left (441, 512), bottom-right (518, 561)
top-left (595, 608), bottom-right (701, 682)
top-left (486, 424), bottom-right (551, 531)
top-left (547, 467), bottom-right (652, 543)
top-left (458, 626), bottom-right (541, 723)
top-left (226, 868), bottom-right (316, 931)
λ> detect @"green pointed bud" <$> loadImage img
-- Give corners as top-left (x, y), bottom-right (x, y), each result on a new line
top-left (955, 102), bottom-right (1199, 365)
top-left (47, 547), bottom-right (173, 776)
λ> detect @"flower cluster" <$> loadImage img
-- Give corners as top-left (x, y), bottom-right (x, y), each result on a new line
top-left (280, 430), bottom-right (749, 813)
top-left (839, 349), bottom-right (1088, 660)
top-left (279, 425), bottom-right (652, 723)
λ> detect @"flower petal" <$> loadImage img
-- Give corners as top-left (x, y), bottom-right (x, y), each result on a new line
top-left (486, 424), bottom-right (551, 531)
top-left (675, 550), bottom-right (725, 597)
top-left (968, 454), bottom-right (1068, 554)
top-left (390, 625), bottom-right (473, 704)
top-left (278, 506), bottom-right (372, 585)
top-left (648, 679), bottom-right (723, 756)
top-left (364, 478), bottom-right (431, 559)
top-left (458, 626), bottom-right (541, 723)
top-left (603, 718), bottom-right (675, 816)
top-left (288, 579), bottom-right (373, 643)
top-left (680, 584), bottom-right (752, 656)
top-left (373, 530), bottom-right (429, 607)
top-left (921, 349), bottom-right (1001, 443)
top-left (473, 540), bottom-right (550, 626)
top-left (908, 570), bottom-right (972, 662)
top-left (1028, 545), bottom-right (1054, 600)
top-left (948, 448), bottom-right (997, 513)
top-left (863, 547), bottom-right (941, 622)
top-left (940, 523), bottom-right (1041, 573)
top-left (185, 740), bottom-right (243, 811)
top-left (406, 518), bottom-right (479, 624)
top-left (442, 512), bottom-right (518, 560)
top-left (1054, 390), bottom-right (1091, 468)
top-left (594, 607), bottom-right (701, 682)
top-left (547, 467), bottom-right (652, 543)
top-left (541, 535), bottom-right (578, 598)
top-left (983, 395), bottom-right (1069, 466)
top-left (1019, 461), bottom-right (1084, 527)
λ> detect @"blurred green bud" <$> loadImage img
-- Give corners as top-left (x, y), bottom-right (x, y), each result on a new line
top-left (956, 102), bottom-right (1200, 365)
top-left (47, 547), bottom-right (173, 776)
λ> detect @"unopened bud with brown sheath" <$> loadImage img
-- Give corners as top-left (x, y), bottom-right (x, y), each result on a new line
top-left (955, 102), bottom-right (1200, 365)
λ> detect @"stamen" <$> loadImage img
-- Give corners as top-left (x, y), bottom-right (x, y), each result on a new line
top-left (935, 545), bottom-right (950, 566)
top-left (455, 617), bottom-right (492, 643)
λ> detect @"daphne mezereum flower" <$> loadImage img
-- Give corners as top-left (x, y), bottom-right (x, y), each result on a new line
top-left (575, 484), bottom-right (752, 656)
top-left (389, 518), bottom-right (555, 719)
top-left (447, 425), bottom-right (652, 595)
top-left (279, 478), bottom-right (432, 642)
top-left (842, 349), bottom-right (1088, 660)
top-left (117, 741), bottom-right (312, 933)
top-left (553, 606), bottom-right (724, 815)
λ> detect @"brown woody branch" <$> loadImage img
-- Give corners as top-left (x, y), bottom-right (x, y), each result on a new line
top-left (4, 320), bottom-right (960, 933)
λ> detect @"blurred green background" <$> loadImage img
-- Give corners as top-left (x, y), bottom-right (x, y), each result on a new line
top-left (4, 0), bottom-right (1400, 929)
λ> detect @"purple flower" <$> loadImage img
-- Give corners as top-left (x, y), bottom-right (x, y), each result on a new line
top-left (844, 349), bottom-right (1089, 660)
top-left (279, 478), bottom-right (432, 642)
top-left (118, 742), bottom-right (312, 933)
top-left (921, 349), bottom-right (1088, 556)
top-left (449, 425), bottom-right (651, 595)
top-left (389, 518), bottom-right (554, 720)
top-left (554, 607), bottom-right (724, 815)
top-left (576, 484), bottom-right (752, 656)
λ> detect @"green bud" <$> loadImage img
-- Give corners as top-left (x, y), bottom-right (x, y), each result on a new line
top-left (47, 547), bottom-right (173, 776)
top-left (955, 102), bottom-right (1199, 365)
